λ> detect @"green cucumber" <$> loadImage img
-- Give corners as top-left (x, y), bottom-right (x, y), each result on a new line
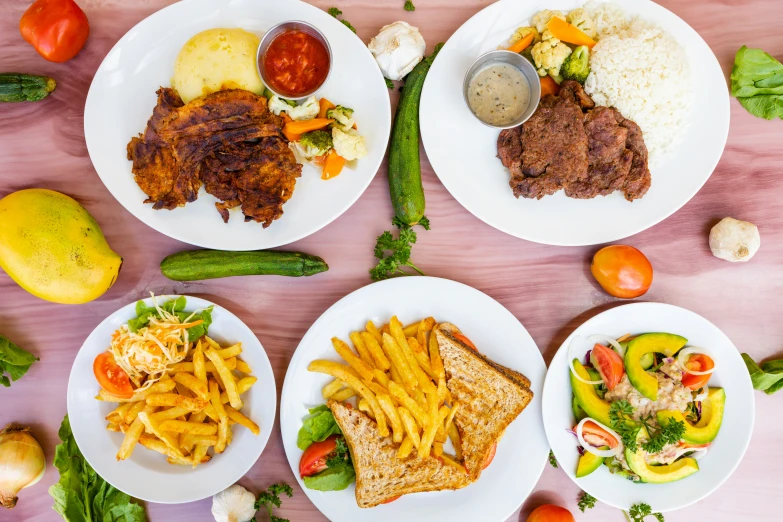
top-left (387, 43), bottom-right (444, 226)
top-left (0, 73), bottom-right (56, 102)
top-left (160, 249), bottom-right (328, 281)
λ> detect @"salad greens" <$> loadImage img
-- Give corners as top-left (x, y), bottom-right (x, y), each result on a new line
top-left (129, 296), bottom-right (213, 340)
top-left (297, 405), bottom-right (343, 450)
top-left (298, 406), bottom-right (356, 491)
top-left (742, 353), bottom-right (783, 394)
top-left (0, 334), bottom-right (38, 387)
top-left (251, 483), bottom-right (293, 522)
top-left (577, 491), bottom-right (596, 512)
top-left (49, 415), bottom-right (147, 522)
top-left (730, 46), bottom-right (783, 120)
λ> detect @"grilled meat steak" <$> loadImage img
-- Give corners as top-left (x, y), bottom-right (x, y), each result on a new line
top-left (497, 80), bottom-right (650, 202)
top-left (127, 88), bottom-right (302, 226)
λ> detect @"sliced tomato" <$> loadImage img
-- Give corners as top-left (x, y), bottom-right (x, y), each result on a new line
top-left (453, 332), bottom-right (477, 351)
top-left (482, 441), bottom-right (497, 469)
top-left (589, 343), bottom-right (625, 390)
top-left (681, 354), bottom-right (714, 390)
top-left (93, 352), bottom-right (133, 398)
top-left (679, 441), bottom-right (710, 449)
top-left (381, 495), bottom-right (401, 504)
top-left (299, 434), bottom-right (339, 477)
top-left (580, 420), bottom-right (619, 449)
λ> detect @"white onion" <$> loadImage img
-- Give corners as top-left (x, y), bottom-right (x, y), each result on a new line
top-left (576, 417), bottom-right (622, 458)
top-left (693, 389), bottom-right (709, 402)
top-left (671, 446), bottom-right (709, 462)
top-left (568, 336), bottom-right (603, 385)
top-left (588, 334), bottom-right (625, 358)
top-left (678, 347), bottom-right (716, 376)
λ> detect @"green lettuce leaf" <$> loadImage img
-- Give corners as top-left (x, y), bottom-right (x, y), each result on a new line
top-left (0, 334), bottom-right (38, 387)
top-left (297, 405), bottom-right (342, 450)
top-left (742, 353), bottom-right (783, 394)
top-left (731, 46), bottom-right (783, 120)
top-left (49, 415), bottom-right (147, 522)
top-left (127, 297), bottom-right (212, 341)
top-left (303, 462), bottom-right (356, 491)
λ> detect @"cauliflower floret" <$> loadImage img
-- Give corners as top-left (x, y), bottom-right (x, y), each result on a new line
top-left (531, 9), bottom-right (565, 33)
top-left (567, 8), bottom-right (597, 39)
top-left (285, 96), bottom-right (320, 121)
top-left (530, 39), bottom-right (572, 77)
top-left (326, 105), bottom-right (356, 132)
top-left (267, 95), bottom-right (292, 116)
top-left (509, 26), bottom-right (539, 45)
top-left (332, 127), bottom-right (367, 161)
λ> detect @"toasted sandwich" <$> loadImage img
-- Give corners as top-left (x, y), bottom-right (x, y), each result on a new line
top-left (435, 322), bottom-right (534, 481)
top-left (328, 399), bottom-right (472, 508)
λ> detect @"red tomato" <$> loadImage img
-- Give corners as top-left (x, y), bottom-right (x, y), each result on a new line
top-left (590, 245), bottom-right (653, 299)
top-left (526, 504), bottom-right (575, 522)
top-left (93, 352), bottom-right (133, 398)
top-left (381, 495), bottom-right (401, 504)
top-left (580, 420), bottom-right (619, 448)
top-left (590, 343), bottom-right (625, 390)
top-left (453, 332), bottom-right (477, 351)
top-left (681, 354), bottom-right (714, 390)
top-left (299, 435), bottom-right (339, 477)
top-left (20, 0), bottom-right (90, 63)
top-left (482, 441), bottom-right (497, 469)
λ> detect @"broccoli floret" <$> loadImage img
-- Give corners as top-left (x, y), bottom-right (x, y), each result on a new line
top-left (298, 130), bottom-right (333, 157)
top-left (561, 45), bottom-right (590, 84)
top-left (327, 105), bottom-right (355, 131)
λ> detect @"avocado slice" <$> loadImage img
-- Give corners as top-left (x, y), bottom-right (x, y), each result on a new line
top-left (576, 447), bottom-right (606, 478)
top-left (624, 427), bottom-right (699, 483)
top-left (573, 395), bottom-right (587, 422)
top-left (657, 388), bottom-right (726, 445)
top-left (570, 359), bottom-right (611, 426)
top-left (620, 339), bottom-right (653, 369)
top-left (624, 333), bottom-right (687, 400)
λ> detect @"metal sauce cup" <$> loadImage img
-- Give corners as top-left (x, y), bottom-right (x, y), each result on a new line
top-left (463, 50), bottom-right (541, 129)
top-left (257, 20), bottom-right (332, 101)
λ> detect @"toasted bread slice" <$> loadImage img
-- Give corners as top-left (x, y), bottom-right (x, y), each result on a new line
top-left (328, 400), bottom-right (471, 508)
top-left (435, 323), bottom-right (534, 481)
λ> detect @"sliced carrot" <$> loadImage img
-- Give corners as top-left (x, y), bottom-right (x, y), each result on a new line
top-left (284, 118), bottom-right (334, 135)
top-left (283, 127), bottom-right (301, 142)
top-left (312, 154), bottom-right (327, 167)
top-left (280, 112), bottom-right (293, 124)
top-left (318, 98), bottom-right (336, 119)
top-left (321, 149), bottom-right (345, 180)
top-left (540, 75), bottom-right (560, 97)
top-left (546, 16), bottom-right (596, 48)
top-left (507, 33), bottom-right (535, 54)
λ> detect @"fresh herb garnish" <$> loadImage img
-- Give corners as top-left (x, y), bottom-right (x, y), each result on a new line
top-left (327, 7), bottom-right (356, 33)
top-left (404, 0), bottom-right (415, 11)
top-left (252, 483), bottom-right (293, 522)
top-left (385, 78), bottom-right (394, 89)
top-left (578, 491), bottom-right (596, 512)
top-left (326, 437), bottom-right (350, 468)
top-left (640, 418), bottom-right (685, 454)
top-left (625, 502), bottom-right (664, 522)
top-left (609, 400), bottom-right (685, 454)
top-left (370, 218), bottom-right (430, 281)
top-left (0, 334), bottom-right (38, 387)
top-left (548, 450), bottom-right (558, 468)
top-left (609, 400), bottom-right (639, 452)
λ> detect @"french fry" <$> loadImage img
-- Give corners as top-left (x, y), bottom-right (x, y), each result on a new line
top-left (360, 332), bottom-right (391, 371)
top-left (209, 380), bottom-right (229, 453)
top-left (435, 405), bottom-right (451, 443)
top-left (413, 388), bottom-right (428, 411)
top-left (364, 380), bottom-right (389, 397)
top-left (358, 398), bottom-right (375, 420)
top-left (433, 441), bottom-right (444, 457)
top-left (402, 321), bottom-right (420, 337)
top-left (170, 357), bottom-right (237, 373)
top-left (190, 442), bottom-right (210, 469)
top-left (219, 376), bottom-right (256, 404)
top-left (190, 434), bottom-right (218, 445)
top-left (235, 359), bottom-right (252, 374)
top-left (440, 454), bottom-right (467, 474)
top-left (175, 382), bottom-right (193, 398)
top-left (388, 381), bottom-right (428, 429)
top-left (417, 317), bottom-right (436, 351)
top-left (106, 403), bottom-right (133, 424)
top-left (308, 360), bottom-right (388, 437)
top-left (398, 407), bottom-right (421, 449)
top-left (372, 368), bottom-right (390, 388)
top-left (449, 423), bottom-right (463, 461)
top-left (329, 387), bottom-right (357, 402)
top-left (349, 331), bottom-right (376, 369)
top-left (117, 404), bottom-right (157, 461)
top-left (173, 373), bottom-right (210, 400)
top-left (332, 338), bottom-right (374, 382)
top-left (97, 380), bottom-right (176, 402)
top-left (205, 348), bottom-right (242, 409)
top-left (215, 343), bottom-right (242, 359)
top-left (138, 412), bottom-right (185, 459)
top-left (159, 420), bottom-right (218, 436)
top-left (225, 405), bottom-right (260, 435)
top-left (429, 329), bottom-right (446, 381)
top-left (151, 406), bottom-right (193, 422)
top-left (193, 343), bottom-right (207, 387)
top-left (181, 410), bottom-right (207, 452)
top-left (138, 434), bottom-right (170, 456)
top-left (381, 333), bottom-right (417, 390)
top-left (106, 423), bottom-right (122, 432)
top-left (443, 402), bottom-right (460, 436)
top-left (377, 394), bottom-right (404, 443)
top-left (396, 436), bottom-right (414, 459)
top-left (436, 377), bottom-right (448, 406)
top-left (146, 393), bottom-right (208, 412)
top-left (322, 379), bottom-right (345, 399)
top-left (418, 388), bottom-right (440, 458)
top-left (408, 337), bottom-right (435, 378)
top-left (391, 317), bottom-right (435, 394)
top-left (365, 320), bottom-right (383, 344)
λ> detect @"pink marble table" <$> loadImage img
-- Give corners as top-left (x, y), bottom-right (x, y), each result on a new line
top-left (1, 0), bottom-right (782, 520)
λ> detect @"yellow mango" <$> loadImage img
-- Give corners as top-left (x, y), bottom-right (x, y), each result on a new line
top-left (0, 189), bottom-right (122, 304)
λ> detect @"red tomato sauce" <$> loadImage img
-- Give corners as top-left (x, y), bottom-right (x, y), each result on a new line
top-left (262, 30), bottom-right (330, 97)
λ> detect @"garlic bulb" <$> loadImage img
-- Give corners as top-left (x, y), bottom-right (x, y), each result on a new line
top-left (368, 21), bottom-right (426, 81)
top-left (212, 484), bottom-right (257, 522)
top-left (709, 217), bottom-right (760, 262)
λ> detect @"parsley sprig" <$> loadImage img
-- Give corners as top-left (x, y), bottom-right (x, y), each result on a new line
top-left (609, 400), bottom-right (686, 454)
top-left (370, 217), bottom-right (430, 281)
top-left (578, 491), bottom-right (596, 512)
top-left (385, 78), bottom-right (394, 89)
top-left (252, 483), bottom-right (293, 522)
top-left (404, 0), bottom-right (416, 11)
top-left (640, 418), bottom-right (685, 454)
top-left (625, 502), bottom-right (664, 522)
top-left (327, 7), bottom-right (356, 33)
top-left (325, 437), bottom-right (351, 468)
top-left (548, 450), bottom-right (558, 468)
top-left (609, 400), bottom-right (640, 452)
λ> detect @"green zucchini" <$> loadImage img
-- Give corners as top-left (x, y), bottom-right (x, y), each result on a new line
top-left (160, 249), bottom-right (328, 281)
top-left (387, 43), bottom-right (444, 226)
top-left (0, 73), bottom-right (56, 102)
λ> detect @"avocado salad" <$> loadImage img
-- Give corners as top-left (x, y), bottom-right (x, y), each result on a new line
top-left (569, 333), bottom-right (725, 483)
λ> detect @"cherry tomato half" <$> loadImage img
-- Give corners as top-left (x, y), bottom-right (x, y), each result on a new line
top-left (453, 332), bottom-right (477, 351)
top-left (591, 245), bottom-right (653, 299)
top-left (580, 420), bottom-right (619, 449)
top-left (590, 343), bottom-right (625, 391)
top-left (93, 352), bottom-right (133, 398)
top-left (526, 504), bottom-right (575, 522)
top-left (681, 353), bottom-right (714, 390)
top-left (381, 495), bottom-right (401, 504)
top-left (299, 434), bottom-right (339, 477)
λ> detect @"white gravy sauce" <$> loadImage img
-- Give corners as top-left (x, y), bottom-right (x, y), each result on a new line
top-left (467, 63), bottom-right (530, 126)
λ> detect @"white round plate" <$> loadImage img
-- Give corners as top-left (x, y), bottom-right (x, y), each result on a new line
top-left (85, 0), bottom-right (391, 250)
top-left (420, 0), bottom-right (729, 246)
top-left (542, 302), bottom-right (754, 512)
top-left (67, 296), bottom-right (276, 504)
top-left (280, 277), bottom-right (548, 522)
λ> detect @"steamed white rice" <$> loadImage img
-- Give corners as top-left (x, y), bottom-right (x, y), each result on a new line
top-left (583, 2), bottom-right (692, 163)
